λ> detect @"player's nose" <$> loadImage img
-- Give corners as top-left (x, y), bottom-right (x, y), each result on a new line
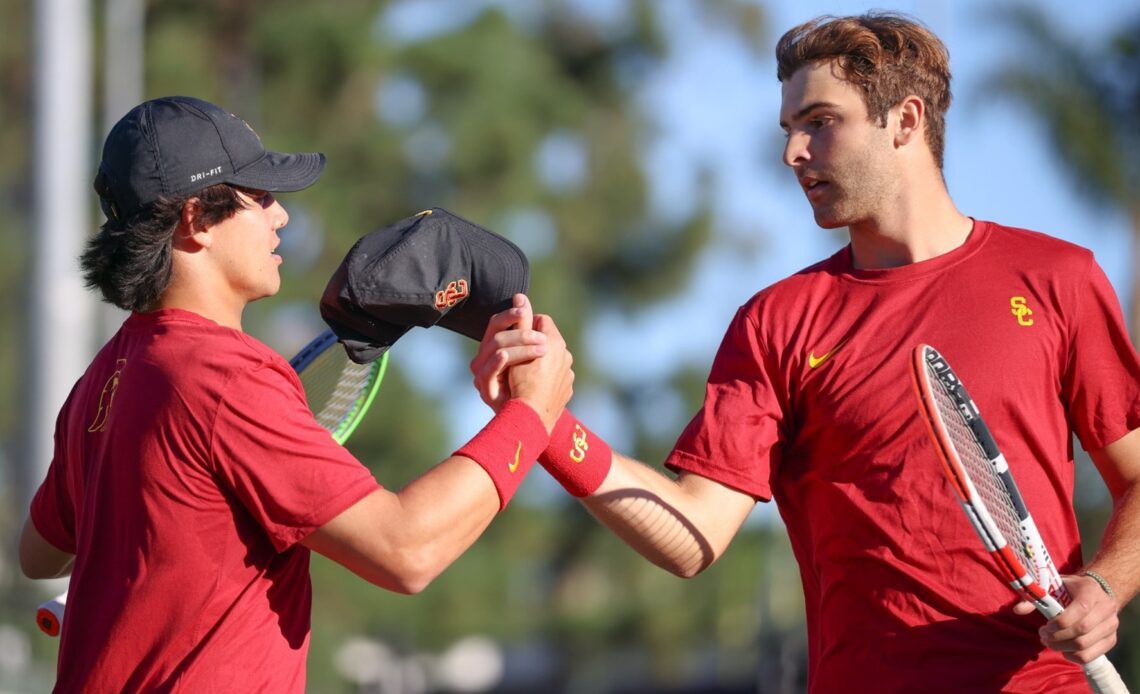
top-left (783, 131), bottom-right (809, 168)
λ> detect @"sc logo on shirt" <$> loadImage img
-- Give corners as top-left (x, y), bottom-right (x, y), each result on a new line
top-left (1010, 297), bottom-right (1034, 327)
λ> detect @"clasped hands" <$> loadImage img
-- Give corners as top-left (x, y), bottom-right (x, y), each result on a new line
top-left (470, 294), bottom-right (573, 433)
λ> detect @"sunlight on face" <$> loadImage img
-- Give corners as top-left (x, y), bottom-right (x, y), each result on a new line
top-left (779, 61), bottom-right (898, 229)
top-left (212, 187), bottom-right (288, 304)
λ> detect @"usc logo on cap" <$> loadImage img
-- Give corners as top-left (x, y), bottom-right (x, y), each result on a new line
top-left (435, 279), bottom-right (469, 309)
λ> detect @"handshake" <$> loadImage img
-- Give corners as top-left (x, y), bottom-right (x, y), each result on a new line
top-left (318, 207), bottom-right (614, 509)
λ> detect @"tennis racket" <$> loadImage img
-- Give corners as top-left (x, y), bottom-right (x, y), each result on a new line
top-left (35, 329), bottom-right (387, 636)
top-left (288, 328), bottom-right (388, 444)
top-left (911, 343), bottom-right (1128, 694)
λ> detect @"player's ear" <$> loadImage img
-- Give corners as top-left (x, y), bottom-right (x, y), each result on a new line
top-left (893, 95), bottom-right (924, 148)
top-left (176, 198), bottom-right (212, 250)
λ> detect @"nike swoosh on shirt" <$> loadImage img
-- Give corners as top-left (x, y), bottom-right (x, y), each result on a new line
top-left (808, 339), bottom-right (848, 368)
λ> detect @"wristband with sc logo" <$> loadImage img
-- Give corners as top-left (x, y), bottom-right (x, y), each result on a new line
top-left (540, 410), bottom-right (613, 497)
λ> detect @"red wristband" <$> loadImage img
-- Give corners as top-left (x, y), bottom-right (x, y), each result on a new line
top-left (539, 410), bottom-right (612, 497)
top-left (454, 399), bottom-right (550, 510)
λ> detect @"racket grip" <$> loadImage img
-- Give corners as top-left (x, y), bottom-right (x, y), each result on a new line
top-left (36, 592), bottom-right (67, 637)
top-left (1084, 654), bottom-right (1130, 694)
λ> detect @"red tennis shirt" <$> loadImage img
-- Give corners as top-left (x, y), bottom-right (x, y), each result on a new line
top-left (667, 221), bottom-right (1140, 693)
top-left (31, 309), bottom-right (380, 692)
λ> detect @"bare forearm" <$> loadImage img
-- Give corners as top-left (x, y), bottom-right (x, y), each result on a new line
top-left (20, 554), bottom-right (74, 580)
top-left (585, 490), bottom-right (712, 577)
top-left (1085, 429), bottom-right (1140, 607)
top-left (304, 457), bottom-right (500, 593)
top-left (581, 454), bottom-right (754, 578)
top-left (18, 518), bottom-right (75, 580)
top-left (390, 456), bottom-right (500, 575)
top-left (1085, 482), bottom-right (1140, 607)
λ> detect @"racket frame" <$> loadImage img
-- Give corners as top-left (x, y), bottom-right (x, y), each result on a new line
top-left (911, 343), bottom-right (1129, 693)
top-left (289, 329), bottom-right (387, 445)
top-left (911, 344), bottom-right (1064, 615)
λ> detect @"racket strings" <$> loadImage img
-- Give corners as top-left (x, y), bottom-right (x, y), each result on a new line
top-left (299, 350), bottom-right (374, 433)
top-left (928, 368), bottom-right (1037, 579)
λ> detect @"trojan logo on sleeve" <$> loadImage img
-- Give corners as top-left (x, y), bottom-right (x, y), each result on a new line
top-left (88, 358), bottom-right (127, 433)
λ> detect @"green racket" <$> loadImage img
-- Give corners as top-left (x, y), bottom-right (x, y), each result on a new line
top-left (288, 329), bottom-right (387, 444)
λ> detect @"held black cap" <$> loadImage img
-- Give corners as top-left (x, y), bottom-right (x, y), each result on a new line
top-left (320, 208), bottom-right (530, 363)
top-left (93, 96), bottom-right (326, 221)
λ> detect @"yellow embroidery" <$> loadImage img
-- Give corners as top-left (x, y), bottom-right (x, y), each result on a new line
top-left (1010, 297), bottom-right (1034, 327)
top-left (808, 339), bottom-right (848, 369)
top-left (570, 424), bottom-right (589, 463)
top-left (88, 358), bottom-right (127, 432)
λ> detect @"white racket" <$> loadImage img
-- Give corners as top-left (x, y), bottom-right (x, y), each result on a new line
top-left (911, 343), bottom-right (1128, 693)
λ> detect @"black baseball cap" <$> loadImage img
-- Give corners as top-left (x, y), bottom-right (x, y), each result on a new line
top-left (320, 208), bottom-right (530, 363)
top-left (93, 96), bottom-right (326, 221)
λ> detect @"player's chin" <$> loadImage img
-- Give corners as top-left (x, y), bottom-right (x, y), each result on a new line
top-left (808, 202), bottom-right (848, 229)
top-left (253, 277), bottom-right (282, 301)
top-left (812, 210), bottom-right (848, 229)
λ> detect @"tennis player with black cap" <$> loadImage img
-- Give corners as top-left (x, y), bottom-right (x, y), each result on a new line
top-left (19, 96), bottom-right (572, 692)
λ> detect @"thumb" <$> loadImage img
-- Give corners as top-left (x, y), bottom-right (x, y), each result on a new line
top-left (1012, 600), bottom-right (1038, 616)
top-left (512, 293), bottom-right (533, 330)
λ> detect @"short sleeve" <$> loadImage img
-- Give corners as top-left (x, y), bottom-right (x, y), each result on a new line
top-left (29, 407), bottom-right (79, 554)
top-left (665, 306), bottom-right (785, 500)
top-left (1063, 258), bottom-right (1140, 450)
top-left (211, 361), bottom-right (381, 552)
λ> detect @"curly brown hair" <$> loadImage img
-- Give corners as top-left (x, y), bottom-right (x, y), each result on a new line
top-left (776, 12), bottom-right (952, 169)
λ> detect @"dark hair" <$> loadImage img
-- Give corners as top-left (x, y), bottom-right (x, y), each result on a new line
top-left (81, 184), bottom-right (246, 312)
top-left (776, 12), bottom-right (952, 168)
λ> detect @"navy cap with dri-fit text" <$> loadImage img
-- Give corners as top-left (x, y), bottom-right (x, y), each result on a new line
top-left (93, 96), bottom-right (325, 222)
